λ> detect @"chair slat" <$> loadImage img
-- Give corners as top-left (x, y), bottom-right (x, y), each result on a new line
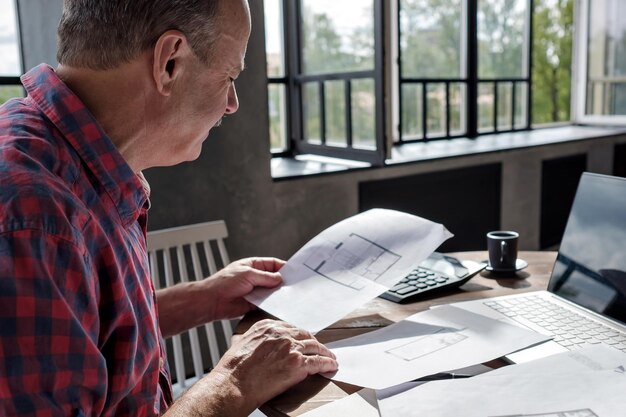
top-left (163, 251), bottom-right (186, 389)
top-left (147, 221), bottom-right (233, 398)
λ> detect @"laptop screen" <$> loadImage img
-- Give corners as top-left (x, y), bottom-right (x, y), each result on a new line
top-left (548, 173), bottom-right (626, 325)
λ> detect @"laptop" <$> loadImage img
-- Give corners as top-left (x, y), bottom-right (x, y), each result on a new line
top-left (449, 172), bottom-right (626, 363)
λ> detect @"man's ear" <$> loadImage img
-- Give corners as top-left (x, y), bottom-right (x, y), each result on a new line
top-left (153, 30), bottom-right (189, 96)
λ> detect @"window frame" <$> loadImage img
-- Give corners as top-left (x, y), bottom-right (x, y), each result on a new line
top-left (269, 0), bottom-right (387, 165)
top-left (0, 0), bottom-right (25, 100)
top-left (267, 0), bottom-right (583, 166)
top-left (394, 0), bottom-right (534, 144)
top-left (573, 0), bottom-right (626, 125)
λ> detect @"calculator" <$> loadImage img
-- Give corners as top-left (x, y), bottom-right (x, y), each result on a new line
top-left (380, 252), bottom-right (487, 303)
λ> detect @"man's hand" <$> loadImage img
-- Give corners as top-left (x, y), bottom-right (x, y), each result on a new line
top-left (167, 319), bottom-right (338, 416)
top-left (156, 257), bottom-right (285, 338)
top-left (202, 257), bottom-right (285, 321)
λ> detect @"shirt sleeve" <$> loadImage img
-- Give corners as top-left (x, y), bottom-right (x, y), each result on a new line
top-left (0, 228), bottom-right (106, 416)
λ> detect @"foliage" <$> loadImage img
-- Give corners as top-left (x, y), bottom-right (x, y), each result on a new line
top-left (267, 0), bottom-right (574, 151)
top-left (0, 85), bottom-right (23, 106)
top-left (532, 0), bottom-right (573, 124)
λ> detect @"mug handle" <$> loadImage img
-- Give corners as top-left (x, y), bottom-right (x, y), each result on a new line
top-left (500, 241), bottom-right (507, 263)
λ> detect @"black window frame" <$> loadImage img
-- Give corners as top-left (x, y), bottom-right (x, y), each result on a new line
top-left (269, 0), bottom-right (387, 165)
top-left (0, 0), bottom-right (25, 102)
top-left (396, 0), bottom-right (534, 143)
top-left (267, 0), bottom-right (571, 165)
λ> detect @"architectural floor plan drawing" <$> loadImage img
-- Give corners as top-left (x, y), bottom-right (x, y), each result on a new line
top-left (386, 328), bottom-right (467, 361)
top-left (303, 233), bottom-right (401, 289)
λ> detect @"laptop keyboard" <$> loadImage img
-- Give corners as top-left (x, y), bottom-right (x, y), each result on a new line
top-left (484, 295), bottom-right (626, 352)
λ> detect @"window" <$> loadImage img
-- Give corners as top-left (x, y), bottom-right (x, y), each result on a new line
top-left (532, 0), bottom-right (573, 125)
top-left (264, 0), bottom-right (385, 165)
top-left (0, 0), bottom-right (23, 105)
top-left (265, 0), bottom-right (578, 165)
top-left (575, 0), bottom-right (626, 124)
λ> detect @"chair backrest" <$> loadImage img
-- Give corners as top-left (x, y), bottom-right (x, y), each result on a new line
top-left (147, 220), bottom-right (233, 397)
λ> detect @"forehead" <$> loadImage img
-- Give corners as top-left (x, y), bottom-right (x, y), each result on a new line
top-left (215, 0), bottom-right (250, 70)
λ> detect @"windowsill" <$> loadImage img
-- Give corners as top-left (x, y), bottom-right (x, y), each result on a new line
top-left (271, 154), bottom-right (372, 179)
top-left (271, 125), bottom-right (626, 179)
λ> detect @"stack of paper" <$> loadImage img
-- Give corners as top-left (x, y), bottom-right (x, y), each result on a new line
top-left (325, 304), bottom-right (550, 389)
top-left (378, 345), bottom-right (626, 417)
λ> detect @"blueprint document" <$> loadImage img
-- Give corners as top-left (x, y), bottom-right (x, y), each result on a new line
top-left (378, 346), bottom-right (626, 417)
top-left (246, 209), bottom-right (452, 332)
top-left (325, 305), bottom-right (550, 389)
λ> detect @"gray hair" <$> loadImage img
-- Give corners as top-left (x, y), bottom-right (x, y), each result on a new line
top-left (57, 0), bottom-right (220, 70)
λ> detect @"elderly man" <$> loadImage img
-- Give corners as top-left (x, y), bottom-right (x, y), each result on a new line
top-left (0, 1), bottom-right (337, 416)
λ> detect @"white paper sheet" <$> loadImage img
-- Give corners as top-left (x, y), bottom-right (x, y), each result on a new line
top-left (325, 305), bottom-right (550, 389)
top-left (479, 344), bottom-right (626, 378)
top-left (298, 389), bottom-right (379, 417)
top-left (246, 209), bottom-right (452, 333)
top-left (378, 347), bottom-right (626, 417)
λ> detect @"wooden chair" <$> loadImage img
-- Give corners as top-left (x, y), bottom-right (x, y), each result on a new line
top-left (147, 220), bottom-right (234, 398)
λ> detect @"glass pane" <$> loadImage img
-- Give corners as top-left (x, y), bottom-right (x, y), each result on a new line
top-left (401, 83), bottom-right (423, 140)
top-left (303, 83), bottom-right (321, 144)
top-left (268, 84), bottom-right (287, 152)
top-left (0, 0), bottom-right (21, 76)
top-left (301, 0), bottom-right (374, 75)
top-left (515, 82), bottom-right (528, 128)
top-left (264, 0), bottom-right (285, 77)
top-left (325, 81), bottom-right (347, 147)
top-left (449, 83), bottom-right (466, 135)
top-left (351, 79), bottom-right (376, 149)
top-left (478, 82), bottom-right (495, 132)
top-left (586, 0), bottom-right (626, 115)
top-left (497, 82), bottom-right (513, 130)
top-left (531, 0), bottom-right (573, 124)
top-left (400, 0), bottom-right (463, 78)
top-left (426, 83), bottom-right (446, 137)
top-left (478, 0), bottom-right (528, 78)
top-left (0, 85), bottom-right (23, 106)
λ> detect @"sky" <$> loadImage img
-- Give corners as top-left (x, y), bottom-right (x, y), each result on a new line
top-left (0, 0), bottom-right (21, 75)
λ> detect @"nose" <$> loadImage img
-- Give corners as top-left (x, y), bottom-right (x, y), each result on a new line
top-left (225, 82), bottom-right (239, 114)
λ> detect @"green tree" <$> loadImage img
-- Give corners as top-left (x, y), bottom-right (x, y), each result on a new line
top-left (532, 0), bottom-right (573, 124)
top-left (400, 0), bottom-right (462, 78)
top-left (0, 86), bottom-right (23, 105)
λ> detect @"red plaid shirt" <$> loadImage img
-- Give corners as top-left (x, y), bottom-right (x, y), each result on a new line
top-left (0, 65), bottom-right (173, 416)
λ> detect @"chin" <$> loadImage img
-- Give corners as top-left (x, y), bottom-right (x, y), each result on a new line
top-left (186, 144), bottom-right (204, 162)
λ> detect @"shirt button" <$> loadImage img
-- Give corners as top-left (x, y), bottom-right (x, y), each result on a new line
top-left (159, 358), bottom-right (165, 369)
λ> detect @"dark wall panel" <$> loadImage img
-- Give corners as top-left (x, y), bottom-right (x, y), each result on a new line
top-left (359, 164), bottom-right (501, 252)
top-left (615, 144), bottom-right (626, 178)
top-left (540, 154), bottom-right (587, 249)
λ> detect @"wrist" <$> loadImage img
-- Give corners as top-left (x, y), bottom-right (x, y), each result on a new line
top-left (176, 368), bottom-right (251, 417)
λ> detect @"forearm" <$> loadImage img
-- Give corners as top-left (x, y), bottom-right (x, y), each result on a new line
top-left (156, 281), bottom-right (215, 338)
top-left (162, 369), bottom-right (251, 417)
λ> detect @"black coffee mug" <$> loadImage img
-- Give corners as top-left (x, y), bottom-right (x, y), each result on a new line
top-left (487, 231), bottom-right (519, 270)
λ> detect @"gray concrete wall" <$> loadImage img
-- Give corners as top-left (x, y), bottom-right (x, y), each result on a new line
top-left (18, 1), bottom-right (626, 262)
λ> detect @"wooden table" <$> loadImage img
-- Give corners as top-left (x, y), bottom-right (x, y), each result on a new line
top-left (236, 251), bottom-right (557, 417)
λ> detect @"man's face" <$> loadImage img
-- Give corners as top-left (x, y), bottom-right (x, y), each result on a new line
top-left (163, 0), bottom-right (250, 165)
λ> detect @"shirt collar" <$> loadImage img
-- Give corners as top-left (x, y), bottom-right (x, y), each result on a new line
top-left (21, 64), bottom-right (149, 226)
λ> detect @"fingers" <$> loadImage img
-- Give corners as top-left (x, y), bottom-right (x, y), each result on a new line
top-left (252, 320), bottom-right (339, 374)
top-left (294, 339), bottom-right (337, 360)
top-left (244, 268), bottom-right (283, 289)
top-left (247, 257), bottom-right (286, 273)
top-left (303, 354), bottom-right (339, 374)
top-left (294, 339), bottom-right (338, 374)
